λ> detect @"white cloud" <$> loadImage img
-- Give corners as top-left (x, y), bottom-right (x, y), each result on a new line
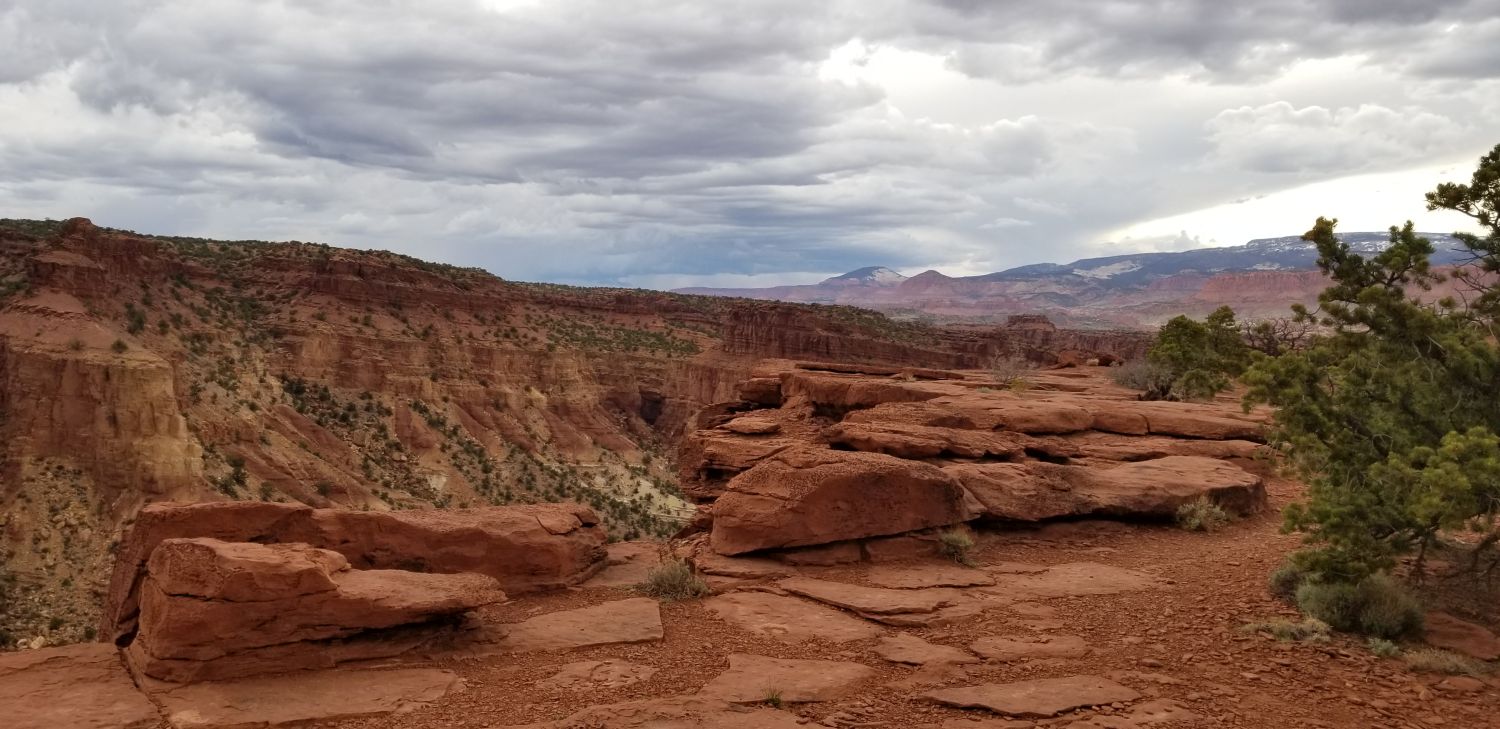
top-left (1205, 101), bottom-right (1467, 175)
top-left (0, 0), bottom-right (1495, 286)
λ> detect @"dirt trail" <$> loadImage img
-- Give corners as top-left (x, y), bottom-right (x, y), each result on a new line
top-left (326, 473), bottom-right (1499, 729)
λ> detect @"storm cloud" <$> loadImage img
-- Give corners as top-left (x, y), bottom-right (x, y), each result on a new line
top-left (1, 0), bottom-right (1496, 285)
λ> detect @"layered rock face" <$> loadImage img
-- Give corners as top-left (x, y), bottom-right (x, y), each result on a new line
top-left (679, 362), bottom-right (1269, 558)
top-left (127, 538), bottom-right (505, 682)
top-left (104, 502), bottom-right (607, 645)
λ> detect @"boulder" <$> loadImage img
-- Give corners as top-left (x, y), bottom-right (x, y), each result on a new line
top-left (950, 456), bottom-right (1265, 522)
top-left (126, 538), bottom-right (505, 682)
top-left (104, 501), bottom-right (607, 643)
top-left (709, 448), bottom-right (975, 555)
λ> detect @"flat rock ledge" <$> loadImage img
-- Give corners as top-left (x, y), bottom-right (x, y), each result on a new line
top-left (923, 675), bottom-right (1142, 718)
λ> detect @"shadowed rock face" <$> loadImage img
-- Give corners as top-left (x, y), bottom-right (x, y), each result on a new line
top-left (103, 501), bottom-right (607, 645)
top-left (678, 362), bottom-right (1269, 558)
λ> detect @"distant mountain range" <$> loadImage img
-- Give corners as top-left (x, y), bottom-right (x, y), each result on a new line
top-left (674, 232), bottom-right (1471, 329)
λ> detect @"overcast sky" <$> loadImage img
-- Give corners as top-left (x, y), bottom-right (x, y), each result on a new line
top-left (2, 1), bottom-right (1497, 287)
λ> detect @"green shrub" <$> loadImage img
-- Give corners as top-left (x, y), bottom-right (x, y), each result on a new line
top-left (1295, 574), bottom-right (1423, 639)
top-left (1404, 648), bottom-right (1486, 676)
top-left (1175, 497), bottom-right (1230, 532)
top-left (110, 339), bottom-right (128, 353)
top-left (1268, 560), bottom-right (1309, 600)
top-left (1367, 638), bottom-right (1402, 657)
top-left (937, 529), bottom-right (976, 567)
top-left (762, 688), bottom-right (784, 709)
top-left (636, 559), bottom-right (710, 601)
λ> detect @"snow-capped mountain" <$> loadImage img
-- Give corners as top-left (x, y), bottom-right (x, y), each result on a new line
top-left (672, 232), bottom-right (1473, 329)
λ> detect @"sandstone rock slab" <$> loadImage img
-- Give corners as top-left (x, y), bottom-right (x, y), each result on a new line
top-left (1423, 611), bottom-right (1500, 660)
top-left (151, 667), bottom-right (462, 728)
top-left (709, 448), bottom-right (974, 555)
top-left (874, 633), bottom-right (978, 665)
top-left (537, 660), bottom-right (658, 690)
top-left (488, 598), bottom-right (663, 653)
top-left (585, 541), bottom-right (663, 588)
top-left (0, 644), bottom-right (160, 729)
top-left (950, 456), bottom-right (1264, 523)
top-left (778, 576), bottom-right (964, 616)
top-left (128, 538), bottom-right (506, 682)
top-left (980, 562), bottom-right (1158, 602)
top-left (698, 653), bottom-right (875, 703)
top-left (503, 696), bottom-right (806, 728)
top-left (106, 501), bottom-right (607, 642)
top-left (923, 675), bottom-right (1141, 718)
top-left (866, 563), bottom-right (996, 589)
top-left (970, 634), bottom-right (1090, 661)
top-left (822, 421), bottom-right (1024, 460)
top-left (693, 552), bottom-right (791, 579)
top-left (706, 592), bottom-right (881, 643)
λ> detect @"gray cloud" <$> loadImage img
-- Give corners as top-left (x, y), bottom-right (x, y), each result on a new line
top-left (0, 0), bottom-right (1496, 286)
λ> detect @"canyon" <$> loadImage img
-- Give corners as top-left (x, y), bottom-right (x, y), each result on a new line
top-left (3, 363), bottom-right (1496, 728)
top-left (0, 217), bottom-right (1145, 646)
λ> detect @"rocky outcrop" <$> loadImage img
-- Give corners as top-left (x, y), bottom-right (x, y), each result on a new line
top-left (126, 538), bottom-right (505, 682)
top-left (104, 501), bottom-right (607, 644)
top-left (949, 456), bottom-right (1266, 522)
top-left (678, 362), bottom-right (1269, 559)
top-left (708, 448), bottom-right (976, 555)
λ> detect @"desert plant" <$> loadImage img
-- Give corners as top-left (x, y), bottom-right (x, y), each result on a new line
top-left (938, 529), bottom-right (976, 567)
top-left (1175, 497), bottom-right (1230, 532)
top-left (1239, 617), bottom-right (1331, 642)
top-left (990, 356), bottom-right (1031, 388)
top-left (1268, 560), bottom-right (1309, 600)
top-left (1404, 648), bottom-right (1487, 676)
top-left (1294, 574), bottom-right (1423, 639)
top-left (636, 558), bottom-right (710, 601)
top-left (1367, 637), bottom-right (1402, 657)
top-left (1110, 359), bottom-right (1175, 398)
top-left (110, 339), bottom-right (128, 353)
top-left (761, 688), bottom-right (784, 709)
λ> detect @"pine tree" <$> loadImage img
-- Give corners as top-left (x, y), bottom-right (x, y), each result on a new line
top-left (1245, 144), bottom-right (1500, 581)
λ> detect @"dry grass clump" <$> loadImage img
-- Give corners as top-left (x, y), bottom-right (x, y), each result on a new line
top-left (1403, 648), bottom-right (1488, 677)
top-left (1239, 617), bottom-right (1332, 643)
top-left (636, 558), bottom-right (710, 601)
top-left (1175, 497), bottom-right (1230, 532)
top-left (938, 529), bottom-right (977, 567)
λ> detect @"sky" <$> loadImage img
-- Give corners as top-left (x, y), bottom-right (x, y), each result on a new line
top-left (1, 1), bottom-right (1497, 288)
